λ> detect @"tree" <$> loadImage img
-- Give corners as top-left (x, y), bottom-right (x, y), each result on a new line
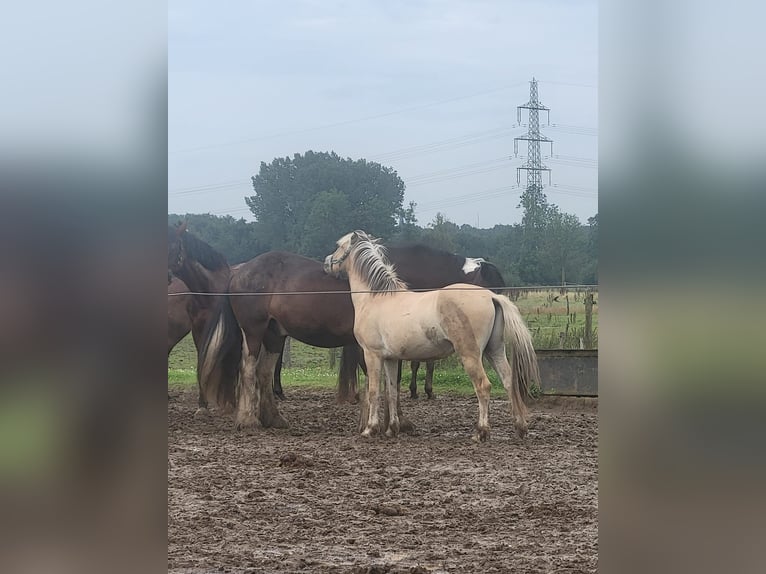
top-left (245, 151), bottom-right (406, 256)
top-left (587, 213), bottom-right (598, 258)
top-left (390, 200), bottom-right (420, 243)
top-left (422, 212), bottom-right (460, 253)
top-left (299, 189), bottom-right (352, 258)
top-left (541, 208), bottom-right (586, 285)
top-left (585, 213), bottom-right (599, 282)
top-left (516, 186), bottom-right (552, 284)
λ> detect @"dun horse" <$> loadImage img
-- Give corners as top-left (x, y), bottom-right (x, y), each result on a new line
top-left (383, 244), bottom-right (506, 400)
top-left (324, 230), bottom-right (539, 441)
top-left (267, 244), bottom-right (506, 401)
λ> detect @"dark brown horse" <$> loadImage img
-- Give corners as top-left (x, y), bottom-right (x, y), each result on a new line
top-left (198, 251), bottom-right (363, 429)
top-left (167, 231), bottom-right (292, 404)
top-left (168, 276), bottom-right (192, 355)
top-left (198, 242), bottom-right (506, 430)
top-left (168, 223), bottom-right (236, 414)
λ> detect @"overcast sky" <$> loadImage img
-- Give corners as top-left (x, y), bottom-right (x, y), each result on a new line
top-left (168, 0), bottom-right (597, 228)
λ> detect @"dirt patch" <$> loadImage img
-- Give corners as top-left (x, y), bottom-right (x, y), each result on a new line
top-left (168, 388), bottom-right (598, 573)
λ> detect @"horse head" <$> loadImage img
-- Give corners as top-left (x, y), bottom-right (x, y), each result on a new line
top-left (167, 221), bottom-right (188, 283)
top-left (324, 230), bottom-right (378, 276)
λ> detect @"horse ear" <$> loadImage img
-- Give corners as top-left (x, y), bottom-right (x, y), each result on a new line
top-left (353, 230), bottom-right (375, 243)
top-left (176, 221), bottom-right (188, 236)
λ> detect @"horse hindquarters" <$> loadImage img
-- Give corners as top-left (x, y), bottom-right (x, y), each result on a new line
top-left (196, 296), bottom-right (242, 413)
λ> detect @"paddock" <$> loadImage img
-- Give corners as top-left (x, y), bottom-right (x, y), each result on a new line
top-left (168, 387), bottom-right (598, 573)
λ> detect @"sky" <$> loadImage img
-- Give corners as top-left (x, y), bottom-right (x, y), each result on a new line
top-left (168, 0), bottom-right (597, 228)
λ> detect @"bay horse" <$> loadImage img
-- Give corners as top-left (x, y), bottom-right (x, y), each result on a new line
top-left (168, 276), bottom-right (192, 355)
top-left (324, 230), bottom-right (539, 441)
top-left (168, 260), bottom-right (293, 399)
top-left (198, 250), bottom-right (365, 429)
top-left (168, 223), bottom-right (237, 413)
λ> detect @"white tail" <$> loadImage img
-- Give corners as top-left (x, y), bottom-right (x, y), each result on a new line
top-left (492, 294), bottom-right (540, 424)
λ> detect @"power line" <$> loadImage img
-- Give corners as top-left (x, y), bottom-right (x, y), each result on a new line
top-left (169, 181), bottom-right (252, 196)
top-left (369, 127), bottom-right (519, 163)
top-left (537, 80), bottom-right (598, 89)
top-left (169, 82), bottom-right (528, 154)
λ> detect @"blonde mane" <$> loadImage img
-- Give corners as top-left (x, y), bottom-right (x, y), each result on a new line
top-left (348, 232), bottom-right (408, 295)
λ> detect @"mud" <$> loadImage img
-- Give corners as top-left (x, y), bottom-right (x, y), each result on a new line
top-left (168, 389), bottom-right (598, 573)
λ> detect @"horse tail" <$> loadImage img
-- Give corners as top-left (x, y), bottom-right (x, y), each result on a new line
top-left (337, 344), bottom-right (361, 403)
top-left (197, 295), bottom-right (242, 410)
top-left (492, 294), bottom-right (540, 422)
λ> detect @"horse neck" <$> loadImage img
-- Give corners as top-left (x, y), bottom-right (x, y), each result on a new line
top-left (177, 261), bottom-right (230, 294)
top-left (344, 259), bottom-right (374, 310)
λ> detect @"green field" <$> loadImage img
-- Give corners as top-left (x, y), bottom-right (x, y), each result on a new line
top-left (168, 289), bottom-right (597, 398)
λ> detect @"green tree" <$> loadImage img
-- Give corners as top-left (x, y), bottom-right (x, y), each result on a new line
top-left (541, 207), bottom-right (586, 285)
top-left (422, 212), bottom-right (460, 253)
top-left (245, 151), bottom-right (406, 256)
top-left (299, 189), bottom-right (352, 258)
top-left (585, 213), bottom-right (599, 282)
top-left (390, 200), bottom-right (421, 243)
top-left (516, 187), bottom-right (552, 284)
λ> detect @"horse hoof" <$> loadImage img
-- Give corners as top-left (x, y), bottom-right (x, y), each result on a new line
top-left (385, 423), bottom-right (400, 438)
top-left (472, 427), bottom-right (491, 442)
top-left (262, 412), bottom-right (290, 429)
top-left (234, 414), bottom-right (259, 430)
top-left (361, 425), bottom-right (379, 438)
top-left (409, 393), bottom-right (418, 400)
top-left (336, 393), bottom-right (358, 405)
top-left (193, 407), bottom-right (211, 419)
top-left (274, 392), bottom-right (287, 402)
top-left (515, 425), bottom-right (528, 439)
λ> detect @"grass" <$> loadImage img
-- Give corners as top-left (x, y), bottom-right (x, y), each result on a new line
top-left (167, 289), bottom-right (596, 397)
top-left (170, 338), bottom-right (530, 398)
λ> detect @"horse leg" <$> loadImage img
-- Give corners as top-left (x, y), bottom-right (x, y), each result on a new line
top-left (361, 350), bottom-right (382, 437)
top-left (383, 361), bottom-right (401, 423)
top-left (189, 326), bottom-right (211, 418)
top-left (485, 342), bottom-right (528, 439)
top-left (337, 344), bottom-right (360, 404)
top-left (255, 345), bottom-right (289, 429)
top-left (424, 361), bottom-right (436, 399)
top-left (409, 361), bottom-right (419, 399)
top-left (193, 384), bottom-right (210, 419)
top-left (235, 331), bottom-right (260, 429)
top-left (382, 359), bottom-right (401, 437)
top-left (384, 361), bottom-right (416, 435)
top-left (459, 352), bottom-right (493, 442)
top-left (272, 348), bottom-right (286, 401)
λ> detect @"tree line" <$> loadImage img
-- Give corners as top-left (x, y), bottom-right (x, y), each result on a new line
top-left (169, 150), bottom-right (597, 286)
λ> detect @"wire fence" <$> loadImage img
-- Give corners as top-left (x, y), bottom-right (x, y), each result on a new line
top-left (169, 283), bottom-right (598, 351)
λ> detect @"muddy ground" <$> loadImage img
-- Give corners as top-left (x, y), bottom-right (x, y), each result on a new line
top-left (168, 389), bottom-right (598, 573)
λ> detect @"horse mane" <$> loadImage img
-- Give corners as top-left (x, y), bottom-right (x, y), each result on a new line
top-left (350, 234), bottom-right (408, 295)
top-left (180, 228), bottom-right (229, 271)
